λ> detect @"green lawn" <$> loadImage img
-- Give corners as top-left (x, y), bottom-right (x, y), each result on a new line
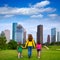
top-left (0, 46), bottom-right (60, 60)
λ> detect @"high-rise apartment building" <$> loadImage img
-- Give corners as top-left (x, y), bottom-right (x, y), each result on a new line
top-left (57, 32), bottom-right (60, 42)
top-left (51, 28), bottom-right (57, 43)
top-left (37, 25), bottom-right (43, 44)
top-left (4, 30), bottom-right (10, 43)
top-left (47, 35), bottom-right (50, 44)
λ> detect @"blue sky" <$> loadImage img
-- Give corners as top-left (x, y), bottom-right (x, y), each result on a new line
top-left (0, 0), bottom-right (60, 43)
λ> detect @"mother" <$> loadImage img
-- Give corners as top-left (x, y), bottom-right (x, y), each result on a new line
top-left (25, 34), bottom-right (35, 58)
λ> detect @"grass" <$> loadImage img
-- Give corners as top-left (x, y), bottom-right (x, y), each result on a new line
top-left (0, 46), bottom-right (60, 60)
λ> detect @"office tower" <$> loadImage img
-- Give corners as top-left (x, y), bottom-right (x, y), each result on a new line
top-left (47, 35), bottom-right (50, 44)
top-left (51, 28), bottom-right (57, 43)
top-left (37, 25), bottom-right (43, 44)
top-left (12, 23), bottom-right (17, 40)
top-left (15, 24), bottom-right (24, 44)
top-left (57, 32), bottom-right (60, 42)
top-left (23, 29), bottom-right (26, 44)
top-left (4, 30), bottom-right (10, 43)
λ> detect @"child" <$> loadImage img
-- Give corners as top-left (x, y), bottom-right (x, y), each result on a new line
top-left (17, 42), bottom-right (23, 58)
top-left (36, 41), bottom-right (42, 58)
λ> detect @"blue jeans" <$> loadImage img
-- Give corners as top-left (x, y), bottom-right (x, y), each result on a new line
top-left (28, 46), bottom-right (32, 58)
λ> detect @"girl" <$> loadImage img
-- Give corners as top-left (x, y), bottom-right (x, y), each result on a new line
top-left (17, 42), bottom-right (23, 58)
top-left (36, 41), bottom-right (42, 58)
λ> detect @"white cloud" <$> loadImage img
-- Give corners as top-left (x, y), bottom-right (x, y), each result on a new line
top-left (0, 7), bottom-right (39, 15)
top-left (0, 0), bottom-right (56, 18)
top-left (31, 14), bottom-right (43, 18)
top-left (4, 15), bottom-right (14, 18)
top-left (0, 7), bottom-right (56, 16)
top-left (48, 14), bottom-right (58, 17)
top-left (33, 0), bottom-right (50, 8)
top-left (43, 7), bottom-right (56, 12)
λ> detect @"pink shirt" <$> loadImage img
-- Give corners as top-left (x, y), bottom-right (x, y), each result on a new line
top-left (36, 44), bottom-right (42, 49)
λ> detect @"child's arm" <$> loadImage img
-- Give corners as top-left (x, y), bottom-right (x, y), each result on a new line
top-left (21, 46), bottom-right (25, 48)
top-left (36, 44), bottom-right (37, 49)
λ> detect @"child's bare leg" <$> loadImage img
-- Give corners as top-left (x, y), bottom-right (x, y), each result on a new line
top-left (38, 51), bottom-right (40, 58)
top-left (18, 53), bottom-right (20, 58)
top-left (20, 53), bottom-right (23, 57)
top-left (37, 51), bottom-right (39, 57)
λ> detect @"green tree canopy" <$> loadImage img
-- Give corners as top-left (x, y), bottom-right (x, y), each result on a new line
top-left (0, 31), bottom-right (7, 50)
top-left (8, 40), bottom-right (17, 49)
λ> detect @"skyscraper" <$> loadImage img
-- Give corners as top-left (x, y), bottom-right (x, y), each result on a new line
top-left (37, 25), bottom-right (43, 44)
top-left (16, 24), bottom-right (24, 44)
top-left (4, 30), bottom-right (10, 43)
top-left (23, 29), bottom-right (26, 44)
top-left (57, 32), bottom-right (60, 42)
top-left (12, 23), bottom-right (17, 40)
top-left (47, 35), bottom-right (50, 44)
top-left (51, 28), bottom-right (57, 43)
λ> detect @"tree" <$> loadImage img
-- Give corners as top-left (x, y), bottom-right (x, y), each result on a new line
top-left (0, 31), bottom-right (7, 50)
top-left (8, 40), bottom-right (17, 49)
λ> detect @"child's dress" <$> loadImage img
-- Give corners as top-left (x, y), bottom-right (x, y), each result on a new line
top-left (17, 45), bottom-right (22, 53)
top-left (36, 44), bottom-right (42, 51)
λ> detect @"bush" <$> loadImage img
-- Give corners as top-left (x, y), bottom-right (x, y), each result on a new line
top-left (8, 40), bottom-right (17, 49)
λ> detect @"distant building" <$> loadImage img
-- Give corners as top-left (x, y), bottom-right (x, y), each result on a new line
top-left (12, 23), bottom-right (26, 44)
top-left (57, 32), bottom-right (60, 42)
top-left (4, 30), bottom-right (10, 43)
top-left (51, 28), bottom-right (57, 43)
top-left (23, 29), bottom-right (26, 44)
top-left (16, 25), bottom-right (24, 44)
top-left (37, 25), bottom-right (43, 44)
top-left (12, 23), bottom-right (17, 40)
top-left (47, 35), bottom-right (50, 44)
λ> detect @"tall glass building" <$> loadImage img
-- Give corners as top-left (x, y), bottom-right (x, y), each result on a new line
top-left (51, 28), bottom-right (57, 43)
top-left (15, 25), bottom-right (24, 43)
top-left (12, 23), bottom-right (17, 40)
top-left (57, 32), bottom-right (60, 42)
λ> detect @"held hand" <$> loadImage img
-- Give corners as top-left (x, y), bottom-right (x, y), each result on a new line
top-left (34, 46), bottom-right (36, 49)
top-left (23, 47), bottom-right (25, 48)
top-left (22, 46), bottom-right (26, 48)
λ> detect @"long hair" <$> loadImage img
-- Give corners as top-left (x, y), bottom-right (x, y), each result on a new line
top-left (37, 41), bottom-right (41, 44)
top-left (28, 34), bottom-right (33, 41)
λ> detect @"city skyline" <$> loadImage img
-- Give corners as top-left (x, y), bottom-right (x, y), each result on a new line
top-left (0, 0), bottom-right (60, 43)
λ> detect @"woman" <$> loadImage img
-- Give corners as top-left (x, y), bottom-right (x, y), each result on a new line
top-left (25, 34), bottom-right (35, 58)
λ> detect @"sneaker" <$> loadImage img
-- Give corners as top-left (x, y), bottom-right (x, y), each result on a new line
top-left (38, 57), bottom-right (40, 58)
top-left (21, 56), bottom-right (23, 58)
top-left (28, 56), bottom-right (31, 59)
top-left (18, 56), bottom-right (20, 59)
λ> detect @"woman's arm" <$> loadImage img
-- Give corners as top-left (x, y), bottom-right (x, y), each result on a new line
top-left (32, 40), bottom-right (35, 48)
top-left (25, 40), bottom-right (28, 48)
